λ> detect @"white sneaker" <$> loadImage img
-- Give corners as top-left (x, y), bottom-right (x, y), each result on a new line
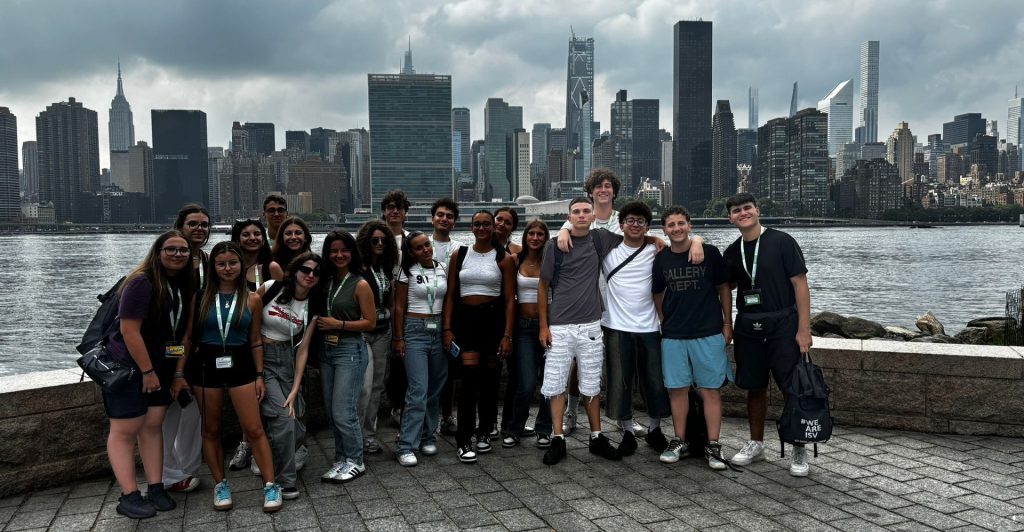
top-left (420, 443), bottom-right (438, 456)
top-left (262, 483), bottom-right (282, 513)
top-left (295, 444), bottom-right (308, 471)
top-left (321, 461), bottom-right (346, 483)
top-left (562, 412), bottom-right (577, 435)
top-left (213, 480), bottom-right (232, 510)
top-left (337, 461), bottom-right (366, 483)
top-left (397, 452), bottom-right (418, 467)
top-left (250, 459), bottom-right (261, 476)
top-left (790, 445), bottom-right (810, 477)
top-left (730, 440), bottom-right (764, 466)
top-left (228, 442), bottom-right (251, 471)
top-left (659, 438), bottom-right (688, 464)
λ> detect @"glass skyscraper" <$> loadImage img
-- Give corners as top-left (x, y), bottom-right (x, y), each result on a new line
top-left (817, 79), bottom-right (853, 157)
top-left (858, 41), bottom-right (880, 143)
top-left (152, 110), bottom-right (209, 222)
top-left (565, 32), bottom-right (594, 182)
top-left (483, 97), bottom-right (523, 201)
top-left (672, 20), bottom-right (713, 209)
top-left (37, 98), bottom-right (100, 223)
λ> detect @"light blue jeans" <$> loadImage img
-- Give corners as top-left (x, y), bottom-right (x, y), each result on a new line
top-left (321, 336), bottom-right (368, 464)
top-left (398, 317), bottom-right (449, 453)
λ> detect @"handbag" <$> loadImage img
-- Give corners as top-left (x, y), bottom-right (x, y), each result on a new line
top-left (77, 344), bottom-right (137, 393)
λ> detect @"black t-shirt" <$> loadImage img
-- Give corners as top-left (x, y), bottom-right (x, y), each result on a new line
top-left (652, 243), bottom-right (728, 339)
top-left (723, 227), bottom-right (807, 314)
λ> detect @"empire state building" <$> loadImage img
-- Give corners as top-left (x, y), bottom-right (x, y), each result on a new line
top-left (108, 61), bottom-right (135, 152)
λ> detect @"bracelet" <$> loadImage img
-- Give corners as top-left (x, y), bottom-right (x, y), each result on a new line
top-left (174, 371), bottom-right (185, 378)
top-left (251, 344), bottom-right (264, 350)
top-left (255, 371), bottom-right (265, 377)
top-left (141, 368), bottom-right (155, 376)
top-left (724, 323), bottom-right (733, 327)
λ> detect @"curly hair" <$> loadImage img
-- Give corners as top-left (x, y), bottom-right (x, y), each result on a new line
top-left (356, 220), bottom-right (398, 273)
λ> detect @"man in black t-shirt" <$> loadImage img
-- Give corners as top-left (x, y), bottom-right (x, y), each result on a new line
top-left (722, 193), bottom-right (813, 477)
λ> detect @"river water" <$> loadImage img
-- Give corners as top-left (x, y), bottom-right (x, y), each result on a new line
top-left (1, 225), bottom-right (1019, 377)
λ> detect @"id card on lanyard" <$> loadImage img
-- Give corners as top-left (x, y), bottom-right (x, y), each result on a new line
top-left (419, 263), bottom-right (439, 329)
top-left (324, 274), bottom-right (350, 346)
top-left (164, 282), bottom-right (185, 357)
top-left (215, 292), bottom-right (238, 369)
top-left (740, 226), bottom-right (766, 307)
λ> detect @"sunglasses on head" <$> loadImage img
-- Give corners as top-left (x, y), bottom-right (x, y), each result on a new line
top-left (297, 265), bottom-right (320, 277)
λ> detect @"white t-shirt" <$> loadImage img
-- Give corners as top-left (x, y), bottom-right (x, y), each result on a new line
top-left (396, 260), bottom-right (448, 315)
top-left (600, 241), bottom-right (660, 333)
top-left (431, 237), bottom-right (461, 269)
top-left (260, 280), bottom-right (310, 342)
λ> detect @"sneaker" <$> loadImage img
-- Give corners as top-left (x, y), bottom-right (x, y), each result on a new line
top-left (502, 433), bottom-right (520, 448)
top-left (660, 438), bottom-right (688, 464)
top-left (144, 483), bottom-right (176, 512)
top-left (364, 437), bottom-right (383, 454)
top-left (440, 415), bottom-right (457, 435)
top-left (228, 441), bottom-right (251, 471)
top-left (488, 423), bottom-right (500, 438)
top-left (475, 435), bottom-right (493, 453)
top-left (457, 444), bottom-right (478, 464)
top-left (281, 487), bottom-right (300, 500)
top-left (167, 476), bottom-right (200, 493)
top-left (543, 436), bottom-right (567, 465)
top-left (589, 434), bottom-right (621, 461)
top-left (116, 490), bottom-right (156, 519)
top-left (790, 445), bottom-right (810, 477)
top-left (295, 444), bottom-right (308, 470)
top-left (730, 440), bottom-right (765, 466)
top-left (420, 443), bottom-right (438, 456)
top-left (631, 420), bottom-right (648, 437)
top-left (321, 461), bottom-right (347, 483)
top-left (706, 441), bottom-right (728, 471)
top-left (213, 480), bottom-right (233, 511)
top-left (562, 412), bottom-right (577, 435)
top-left (397, 452), bottom-right (418, 467)
top-left (263, 482), bottom-right (283, 513)
top-left (536, 434), bottom-right (551, 448)
top-left (522, 426), bottom-right (536, 437)
top-left (645, 427), bottom-right (669, 453)
top-left (337, 461), bottom-right (366, 483)
top-left (390, 408), bottom-right (403, 427)
top-left (618, 431), bottom-right (638, 457)
top-left (250, 459), bottom-right (261, 476)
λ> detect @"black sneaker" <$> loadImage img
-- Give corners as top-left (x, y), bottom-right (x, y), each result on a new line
top-left (501, 433), bottom-right (520, 448)
top-left (543, 436), bottom-right (567, 465)
top-left (457, 444), bottom-right (478, 464)
top-left (645, 427), bottom-right (669, 453)
top-left (475, 435), bottom-right (493, 454)
top-left (618, 431), bottom-right (638, 457)
top-left (116, 490), bottom-right (156, 519)
top-left (282, 486), bottom-right (301, 500)
top-left (144, 483), bottom-right (176, 512)
top-left (589, 433), bottom-right (621, 461)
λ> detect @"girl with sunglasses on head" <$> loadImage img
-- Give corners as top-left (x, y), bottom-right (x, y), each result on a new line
top-left (392, 232), bottom-right (449, 466)
top-left (355, 221), bottom-right (399, 455)
top-left (271, 217), bottom-right (313, 275)
top-left (254, 252), bottom-right (323, 501)
top-left (232, 219), bottom-right (284, 292)
top-left (317, 231), bottom-right (378, 484)
top-left (442, 211), bottom-right (516, 464)
top-left (175, 241), bottom-right (283, 513)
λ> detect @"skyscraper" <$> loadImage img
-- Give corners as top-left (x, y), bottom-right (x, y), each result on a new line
top-left (789, 82), bottom-right (799, 117)
top-left (736, 129), bottom-right (757, 166)
top-left (483, 97), bottom-right (523, 201)
top-left (108, 61), bottom-right (135, 152)
top-left (36, 98), bottom-right (100, 223)
top-left (787, 108), bottom-right (829, 216)
top-left (242, 123), bottom-right (275, 155)
top-left (452, 107), bottom-right (471, 176)
top-left (711, 100), bottom-right (737, 200)
top-left (1009, 87), bottom-right (1023, 170)
top-left (942, 113), bottom-right (986, 149)
top-left (151, 110), bottom-right (209, 222)
top-left (886, 121), bottom-right (914, 182)
top-left (672, 20), bottom-right (713, 209)
top-left (309, 127), bottom-right (338, 160)
top-left (566, 31), bottom-right (594, 181)
top-left (367, 71), bottom-right (452, 204)
top-left (0, 108), bottom-right (17, 221)
top-left (531, 123), bottom-right (551, 193)
top-left (512, 129), bottom-right (531, 199)
top-left (21, 141), bottom-right (38, 200)
top-left (858, 41), bottom-right (880, 143)
top-left (285, 130), bottom-right (310, 153)
top-left (748, 87), bottom-right (759, 129)
top-left (611, 90), bottom-right (661, 192)
top-left (817, 80), bottom-right (853, 157)
top-left (757, 118), bottom-right (788, 201)
top-left (347, 128), bottom-right (370, 207)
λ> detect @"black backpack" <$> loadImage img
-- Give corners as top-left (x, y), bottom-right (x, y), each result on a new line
top-left (77, 277), bottom-right (126, 355)
top-left (684, 389), bottom-right (708, 457)
top-left (777, 353), bottom-right (833, 457)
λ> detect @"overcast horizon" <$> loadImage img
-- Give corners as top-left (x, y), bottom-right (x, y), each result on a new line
top-left (2, 0), bottom-right (1022, 171)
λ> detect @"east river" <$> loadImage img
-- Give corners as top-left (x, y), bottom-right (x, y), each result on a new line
top-left (1, 225), bottom-right (1020, 377)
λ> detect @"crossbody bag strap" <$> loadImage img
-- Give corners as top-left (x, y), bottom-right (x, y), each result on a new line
top-left (606, 241), bottom-right (647, 282)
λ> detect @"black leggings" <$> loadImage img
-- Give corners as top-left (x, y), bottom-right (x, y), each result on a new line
top-left (453, 298), bottom-right (504, 447)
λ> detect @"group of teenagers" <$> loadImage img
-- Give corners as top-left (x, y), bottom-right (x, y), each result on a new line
top-left (99, 168), bottom-right (814, 521)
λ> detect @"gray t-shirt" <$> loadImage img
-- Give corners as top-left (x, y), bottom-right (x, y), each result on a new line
top-left (540, 230), bottom-right (620, 326)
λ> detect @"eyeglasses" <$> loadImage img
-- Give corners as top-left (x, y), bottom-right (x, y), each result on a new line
top-left (371, 236), bottom-right (387, 244)
top-left (161, 247), bottom-right (191, 256)
top-left (264, 207), bottom-right (286, 214)
top-left (622, 218), bottom-right (648, 227)
top-left (297, 265), bottom-right (321, 277)
top-left (383, 204), bottom-right (404, 211)
top-left (185, 221), bottom-right (210, 229)
top-left (472, 221), bottom-right (493, 229)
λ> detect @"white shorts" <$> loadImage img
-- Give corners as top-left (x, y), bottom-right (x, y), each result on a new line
top-left (541, 320), bottom-right (604, 398)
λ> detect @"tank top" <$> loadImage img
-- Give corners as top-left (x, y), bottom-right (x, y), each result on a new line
top-left (516, 271), bottom-right (539, 304)
top-left (260, 280), bottom-right (309, 343)
top-left (199, 293), bottom-right (252, 347)
top-left (459, 248), bottom-right (501, 297)
top-left (327, 274), bottom-right (362, 339)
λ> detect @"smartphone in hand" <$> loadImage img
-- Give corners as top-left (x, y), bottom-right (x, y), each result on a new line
top-left (449, 341), bottom-right (461, 358)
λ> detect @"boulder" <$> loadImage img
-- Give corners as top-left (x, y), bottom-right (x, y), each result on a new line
top-left (916, 311), bottom-right (945, 336)
top-left (954, 327), bottom-right (993, 345)
top-left (884, 326), bottom-right (922, 341)
top-left (823, 332), bottom-right (844, 339)
top-left (966, 317), bottom-right (1008, 330)
top-left (910, 334), bottom-right (955, 344)
top-left (840, 316), bottom-right (887, 339)
top-left (810, 311), bottom-right (845, 337)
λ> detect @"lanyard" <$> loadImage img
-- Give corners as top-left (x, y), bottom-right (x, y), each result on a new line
top-left (328, 273), bottom-right (351, 318)
top-left (740, 226), bottom-right (766, 287)
top-left (215, 292), bottom-right (239, 350)
top-left (197, 260), bottom-right (205, 290)
top-left (431, 239), bottom-right (451, 265)
top-left (254, 264), bottom-right (261, 287)
top-left (166, 282), bottom-right (182, 335)
top-left (371, 266), bottom-right (389, 306)
top-left (418, 262), bottom-right (439, 313)
top-left (289, 300), bottom-right (309, 349)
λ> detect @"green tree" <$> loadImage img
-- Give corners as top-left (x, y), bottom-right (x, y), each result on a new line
top-left (756, 197), bottom-right (784, 216)
top-left (703, 197), bottom-right (729, 218)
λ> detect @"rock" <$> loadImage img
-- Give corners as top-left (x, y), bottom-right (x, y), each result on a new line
top-left (841, 316), bottom-right (887, 339)
top-left (954, 327), bottom-right (993, 345)
top-left (916, 311), bottom-right (945, 336)
top-left (966, 317), bottom-right (1008, 330)
top-left (884, 326), bottom-right (922, 341)
top-left (910, 334), bottom-right (955, 344)
top-left (823, 332), bottom-right (844, 339)
top-left (810, 311), bottom-right (845, 337)
top-left (882, 334), bottom-right (907, 342)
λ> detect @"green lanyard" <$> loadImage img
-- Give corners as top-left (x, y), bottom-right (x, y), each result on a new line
top-left (418, 262), bottom-right (439, 314)
top-left (253, 264), bottom-right (261, 287)
top-left (328, 273), bottom-right (351, 319)
top-left (371, 266), bottom-right (389, 307)
top-left (740, 226), bottom-right (765, 287)
top-left (166, 282), bottom-right (182, 335)
top-left (215, 292), bottom-right (239, 350)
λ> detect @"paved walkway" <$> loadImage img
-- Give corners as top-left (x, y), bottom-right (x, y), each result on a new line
top-left (3, 413), bottom-right (1024, 531)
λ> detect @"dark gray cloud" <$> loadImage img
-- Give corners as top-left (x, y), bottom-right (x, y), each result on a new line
top-left (1, 0), bottom-right (1020, 169)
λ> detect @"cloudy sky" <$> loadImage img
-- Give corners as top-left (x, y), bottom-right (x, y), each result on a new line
top-left (2, 0), bottom-right (1021, 169)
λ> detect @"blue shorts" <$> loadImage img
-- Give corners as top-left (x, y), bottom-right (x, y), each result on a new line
top-left (661, 334), bottom-right (733, 389)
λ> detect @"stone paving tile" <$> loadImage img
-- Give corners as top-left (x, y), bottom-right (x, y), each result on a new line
top-left (3, 507), bottom-right (57, 531)
top-left (953, 493), bottom-right (1024, 516)
top-left (787, 497), bottom-right (855, 522)
top-left (857, 474), bottom-right (923, 496)
top-left (951, 509), bottom-right (1024, 531)
top-left (46, 513), bottom-right (97, 531)
top-left (829, 516), bottom-right (891, 531)
top-left (841, 501), bottom-right (909, 526)
top-left (364, 515), bottom-right (412, 532)
top-left (886, 522), bottom-right (941, 532)
top-left (892, 504), bottom-right (969, 530)
top-left (666, 504), bottom-right (729, 528)
top-left (492, 508), bottom-right (545, 531)
top-left (771, 512), bottom-right (844, 532)
top-left (541, 511), bottom-right (601, 531)
top-left (900, 491), bottom-right (972, 514)
top-left (593, 514), bottom-right (648, 531)
top-left (847, 488), bottom-right (914, 510)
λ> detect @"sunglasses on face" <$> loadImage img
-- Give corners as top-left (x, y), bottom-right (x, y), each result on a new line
top-left (372, 236), bottom-right (387, 244)
top-left (297, 265), bottom-right (321, 277)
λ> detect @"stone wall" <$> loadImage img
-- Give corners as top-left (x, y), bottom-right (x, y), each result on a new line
top-left (2, 338), bottom-right (1022, 497)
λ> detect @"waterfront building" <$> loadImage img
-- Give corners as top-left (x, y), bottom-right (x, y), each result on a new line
top-left (711, 100), bottom-right (737, 199)
top-left (285, 130), bottom-right (310, 154)
top-left (242, 122), bottom-right (275, 155)
top-left (661, 140), bottom-right (672, 186)
top-left (1009, 88), bottom-right (1023, 170)
top-left (787, 108), bottom-right (830, 216)
top-left (208, 147), bottom-right (225, 219)
top-left (999, 140), bottom-right (1020, 177)
top-left (736, 129), bottom-right (757, 167)
top-left (152, 109), bottom-right (208, 222)
top-left (817, 80), bottom-right (854, 157)
top-left (21, 141), bottom-right (38, 200)
top-left (756, 117), bottom-right (788, 202)
top-left (531, 123), bottom-right (551, 197)
top-left (566, 31), bottom-right (595, 181)
top-left (126, 141), bottom-right (154, 198)
top-left (836, 142), bottom-right (861, 179)
top-left (512, 129), bottom-right (531, 199)
top-left (108, 62), bottom-right (135, 153)
top-left (452, 107), bottom-right (471, 178)
top-left (835, 159), bottom-right (901, 219)
top-left (924, 134), bottom-right (949, 180)
top-left (483, 97), bottom-right (523, 201)
top-left (672, 20), bottom-right (713, 209)
top-left (368, 67), bottom-right (452, 206)
top-left (748, 86), bottom-right (759, 130)
top-left (288, 158), bottom-right (349, 215)
top-left (858, 41), bottom-right (880, 143)
top-left (37, 98), bottom-right (101, 223)
top-left (610, 90), bottom-right (660, 193)
top-left (968, 135), bottom-right (998, 178)
top-left (345, 128), bottom-right (370, 208)
top-left (886, 122), bottom-right (915, 183)
top-left (943, 113), bottom-right (986, 150)
top-left (470, 140), bottom-right (484, 189)
top-left (0, 108), bottom-right (17, 221)
top-left (219, 153), bottom-right (275, 219)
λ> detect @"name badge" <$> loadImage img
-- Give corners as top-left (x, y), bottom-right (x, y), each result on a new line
top-left (215, 356), bottom-right (233, 370)
top-left (425, 319), bottom-right (438, 330)
top-left (742, 289), bottom-right (763, 307)
top-left (324, 334), bottom-right (340, 347)
top-left (164, 345), bottom-right (185, 358)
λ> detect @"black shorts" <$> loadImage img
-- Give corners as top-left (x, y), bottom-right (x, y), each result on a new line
top-left (733, 309), bottom-right (800, 391)
top-left (101, 357), bottom-right (175, 419)
top-left (186, 344), bottom-right (258, 389)
top-left (452, 298), bottom-right (505, 355)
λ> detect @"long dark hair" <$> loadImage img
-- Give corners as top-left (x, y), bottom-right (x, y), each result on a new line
top-left (276, 252), bottom-right (323, 306)
top-left (123, 230), bottom-right (194, 336)
top-left (198, 241), bottom-right (249, 328)
top-left (321, 230), bottom-right (363, 278)
top-left (231, 218), bottom-right (273, 281)
top-left (173, 203), bottom-right (211, 248)
top-left (520, 218), bottom-right (549, 258)
top-left (400, 231), bottom-right (434, 277)
top-left (271, 216), bottom-right (313, 268)
top-left (472, 210), bottom-right (505, 262)
top-left (356, 220), bottom-right (398, 274)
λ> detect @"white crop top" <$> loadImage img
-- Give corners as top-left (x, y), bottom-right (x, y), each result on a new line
top-left (516, 272), bottom-right (539, 304)
top-left (459, 247), bottom-right (501, 297)
top-left (260, 280), bottom-right (309, 343)
top-left (396, 261), bottom-right (448, 314)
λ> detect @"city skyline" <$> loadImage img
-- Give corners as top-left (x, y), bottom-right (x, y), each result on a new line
top-left (2, 1), bottom-right (1021, 172)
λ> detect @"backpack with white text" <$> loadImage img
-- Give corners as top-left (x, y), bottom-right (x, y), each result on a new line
top-left (777, 353), bottom-right (833, 457)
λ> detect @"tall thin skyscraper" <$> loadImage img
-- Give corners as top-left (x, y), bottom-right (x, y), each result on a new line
top-left (151, 110), bottom-right (209, 222)
top-left (37, 98), bottom-right (100, 223)
top-left (483, 97), bottom-right (523, 201)
top-left (789, 82), bottom-right (799, 117)
top-left (401, 39), bottom-right (415, 75)
top-left (672, 20), bottom-right (713, 208)
top-left (452, 107), bottom-right (471, 176)
top-left (711, 100), bottom-right (737, 199)
top-left (886, 121), bottom-right (914, 182)
top-left (565, 31), bottom-right (594, 181)
top-left (858, 41), bottom-right (880, 143)
top-left (22, 141), bottom-right (38, 199)
top-left (108, 61), bottom-right (135, 152)
top-left (748, 86), bottom-right (759, 129)
top-left (817, 80), bottom-right (854, 157)
top-left (0, 108), bottom-right (18, 221)
top-left (787, 109), bottom-right (829, 216)
top-left (1009, 87), bottom-right (1023, 170)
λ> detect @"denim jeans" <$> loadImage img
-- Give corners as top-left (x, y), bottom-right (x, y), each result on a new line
top-left (507, 317), bottom-right (552, 436)
top-left (359, 328), bottom-right (391, 438)
top-left (262, 342), bottom-right (305, 488)
top-left (321, 336), bottom-right (368, 464)
top-left (604, 328), bottom-right (671, 421)
top-left (398, 317), bottom-right (449, 453)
